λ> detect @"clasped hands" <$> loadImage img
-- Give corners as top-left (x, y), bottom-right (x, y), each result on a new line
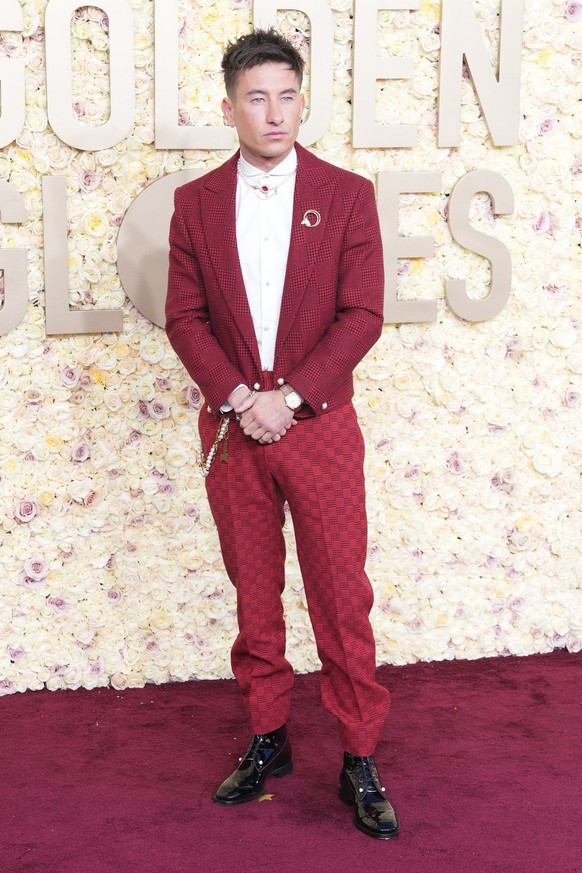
top-left (228, 385), bottom-right (297, 444)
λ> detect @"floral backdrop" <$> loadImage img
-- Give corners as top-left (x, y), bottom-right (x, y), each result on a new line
top-left (0, 0), bottom-right (580, 695)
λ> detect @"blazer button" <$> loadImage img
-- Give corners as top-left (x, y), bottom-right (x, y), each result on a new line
top-left (253, 382), bottom-right (260, 390)
top-left (322, 402), bottom-right (328, 410)
top-left (277, 377), bottom-right (285, 386)
top-left (207, 405), bottom-right (212, 413)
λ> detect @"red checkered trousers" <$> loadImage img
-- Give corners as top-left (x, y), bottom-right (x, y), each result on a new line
top-left (199, 372), bottom-right (390, 756)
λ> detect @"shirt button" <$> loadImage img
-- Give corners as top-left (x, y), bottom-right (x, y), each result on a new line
top-left (263, 325), bottom-right (270, 331)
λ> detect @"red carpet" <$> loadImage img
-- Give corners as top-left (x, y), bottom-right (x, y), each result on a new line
top-left (2, 650), bottom-right (580, 873)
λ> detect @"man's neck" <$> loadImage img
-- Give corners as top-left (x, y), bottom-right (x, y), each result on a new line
top-left (239, 145), bottom-right (296, 174)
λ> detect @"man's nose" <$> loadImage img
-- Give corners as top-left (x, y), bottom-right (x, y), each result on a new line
top-left (266, 99), bottom-right (283, 124)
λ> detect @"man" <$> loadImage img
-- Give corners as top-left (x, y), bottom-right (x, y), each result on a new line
top-left (165, 29), bottom-right (399, 840)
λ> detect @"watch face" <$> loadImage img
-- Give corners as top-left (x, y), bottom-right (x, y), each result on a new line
top-left (285, 391), bottom-right (302, 410)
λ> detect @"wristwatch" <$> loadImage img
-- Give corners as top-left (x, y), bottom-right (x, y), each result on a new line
top-left (279, 383), bottom-right (303, 411)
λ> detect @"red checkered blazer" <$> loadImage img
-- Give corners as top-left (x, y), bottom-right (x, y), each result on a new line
top-left (165, 143), bottom-right (384, 417)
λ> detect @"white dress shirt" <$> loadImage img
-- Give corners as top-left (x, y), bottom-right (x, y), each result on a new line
top-left (236, 149), bottom-right (297, 371)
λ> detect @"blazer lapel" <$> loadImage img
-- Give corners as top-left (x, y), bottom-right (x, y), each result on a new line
top-left (274, 148), bottom-right (336, 365)
top-left (201, 153), bottom-right (262, 372)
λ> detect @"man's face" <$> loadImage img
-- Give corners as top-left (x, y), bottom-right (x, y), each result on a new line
top-left (222, 63), bottom-right (305, 172)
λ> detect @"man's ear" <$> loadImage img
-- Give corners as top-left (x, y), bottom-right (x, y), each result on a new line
top-left (222, 97), bottom-right (235, 128)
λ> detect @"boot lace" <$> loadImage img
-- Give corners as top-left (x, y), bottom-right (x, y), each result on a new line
top-left (353, 756), bottom-right (385, 797)
top-left (240, 734), bottom-right (273, 767)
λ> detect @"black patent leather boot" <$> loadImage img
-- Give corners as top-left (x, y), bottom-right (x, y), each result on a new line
top-left (213, 725), bottom-right (293, 805)
top-left (339, 753), bottom-right (400, 839)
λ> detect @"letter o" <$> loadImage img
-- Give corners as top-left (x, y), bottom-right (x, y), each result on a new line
top-left (117, 170), bottom-right (205, 327)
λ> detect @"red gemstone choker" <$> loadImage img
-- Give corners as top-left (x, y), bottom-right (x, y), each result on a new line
top-left (237, 164), bottom-right (296, 200)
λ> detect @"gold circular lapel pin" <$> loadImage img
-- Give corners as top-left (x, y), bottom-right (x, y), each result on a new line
top-left (301, 209), bottom-right (321, 228)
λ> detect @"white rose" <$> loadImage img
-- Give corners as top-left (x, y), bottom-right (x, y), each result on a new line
top-left (532, 446), bottom-right (563, 478)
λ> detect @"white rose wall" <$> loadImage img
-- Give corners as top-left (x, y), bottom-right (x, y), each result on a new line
top-left (0, 0), bottom-right (580, 695)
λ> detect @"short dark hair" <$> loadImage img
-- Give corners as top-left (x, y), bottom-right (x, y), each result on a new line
top-left (222, 28), bottom-right (305, 97)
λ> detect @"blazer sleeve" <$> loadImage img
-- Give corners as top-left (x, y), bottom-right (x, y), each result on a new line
top-left (285, 177), bottom-right (384, 413)
top-left (165, 187), bottom-right (247, 412)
